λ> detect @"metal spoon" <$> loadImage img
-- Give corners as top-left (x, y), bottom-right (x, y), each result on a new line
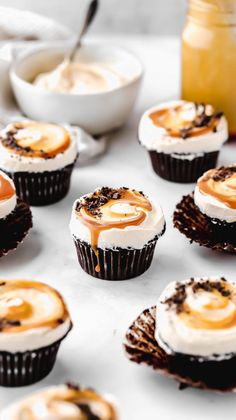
top-left (68, 0), bottom-right (99, 62)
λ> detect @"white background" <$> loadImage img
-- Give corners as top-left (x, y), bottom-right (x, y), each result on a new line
top-left (0, 0), bottom-right (186, 35)
top-left (0, 35), bottom-right (236, 419)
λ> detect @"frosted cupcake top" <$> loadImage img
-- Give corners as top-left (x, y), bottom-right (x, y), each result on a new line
top-left (1, 383), bottom-right (118, 419)
top-left (0, 280), bottom-right (72, 352)
top-left (139, 100), bottom-right (228, 154)
top-left (0, 171), bottom-right (16, 219)
top-left (70, 187), bottom-right (165, 254)
top-left (156, 277), bottom-right (236, 358)
top-left (194, 165), bottom-right (236, 223)
top-left (0, 121), bottom-right (78, 173)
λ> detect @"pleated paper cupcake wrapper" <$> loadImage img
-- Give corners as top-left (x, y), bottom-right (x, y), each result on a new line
top-left (124, 306), bottom-right (236, 391)
top-left (173, 193), bottom-right (236, 253)
top-left (149, 150), bottom-right (219, 183)
top-left (0, 197), bottom-right (32, 257)
top-left (2, 162), bottom-right (75, 206)
top-left (73, 238), bottom-right (159, 281)
top-left (0, 336), bottom-right (67, 387)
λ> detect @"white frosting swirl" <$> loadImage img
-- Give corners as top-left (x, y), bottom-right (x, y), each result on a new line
top-left (194, 185), bottom-right (236, 223)
top-left (0, 171), bottom-right (16, 219)
top-left (0, 280), bottom-right (72, 352)
top-left (0, 124), bottom-right (78, 173)
top-left (139, 100), bottom-right (228, 154)
top-left (69, 188), bottom-right (165, 249)
top-left (1, 385), bottom-right (118, 420)
top-left (156, 277), bottom-right (236, 358)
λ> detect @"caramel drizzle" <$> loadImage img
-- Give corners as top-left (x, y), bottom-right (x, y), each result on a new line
top-left (149, 103), bottom-right (221, 139)
top-left (2, 122), bottom-right (70, 158)
top-left (0, 280), bottom-right (69, 332)
top-left (0, 174), bottom-right (15, 201)
top-left (76, 190), bottom-right (152, 272)
top-left (198, 170), bottom-right (236, 209)
top-left (180, 292), bottom-right (236, 330)
top-left (19, 387), bottom-right (117, 420)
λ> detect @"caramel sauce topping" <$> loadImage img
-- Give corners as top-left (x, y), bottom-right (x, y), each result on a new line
top-left (197, 166), bottom-right (236, 209)
top-left (76, 188), bottom-right (152, 272)
top-left (149, 102), bottom-right (222, 139)
top-left (0, 280), bottom-right (69, 332)
top-left (18, 385), bottom-right (117, 420)
top-left (1, 121), bottom-right (70, 158)
top-left (183, 280), bottom-right (236, 330)
top-left (0, 173), bottom-right (15, 201)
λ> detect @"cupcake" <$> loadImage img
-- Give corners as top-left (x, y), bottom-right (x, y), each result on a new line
top-left (125, 277), bottom-right (236, 391)
top-left (194, 165), bottom-right (236, 244)
top-left (1, 383), bottom-right (118, 419)
top-left (139, 100), bottom-right (228, 183)
top-left (174, 164), bottom-right (236, 252)
top-left (0, 279), bottom-right (72, 387)
top-left (0, 120), bottom-right (78, 205)
top-left (0, 170), bottom-right (32, 257)
top-left (70, 187), bottom-right (165, 280)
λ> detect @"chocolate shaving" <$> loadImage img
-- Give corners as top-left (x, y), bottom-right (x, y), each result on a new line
top-left (76, 404), bottom-right (100, 420)
top-left (1, 127), bottom-right (51, 159)
top-left (211, 166), bottom-right (236, 182)
top-left (192, 278), bottom-right (231, 297)
top-left (179, 103), bottom-right (223, 139)
top-left (76, 187), bottom-right (127, 218)
top-left (66, 382), bottom-right (81, 391)
top-left (0, 318), bottom-right (21, 331)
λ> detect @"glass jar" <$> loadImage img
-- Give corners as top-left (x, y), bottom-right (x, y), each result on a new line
top-left (181, 0), bottom-right (236, 138)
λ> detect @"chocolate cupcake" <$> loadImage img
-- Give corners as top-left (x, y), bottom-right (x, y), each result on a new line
top-left (173, 164), bottom-right (236, 252)
top-left (194, 165), bottom-right (236, 244)
top-left (1, 383), bottom-right (118, 419)
top-left (0, 170), bottom-right (32, 257)
top-left (125, 277), bottom-right (236, 391)
top-left (0, 121), bottom-right (78, 205)
top-left (0, 279), bottom-right (72, 387)
top-left (139, 100), bottom-right (228, 183)
top-left (70, 187), bottom-right (165, 280)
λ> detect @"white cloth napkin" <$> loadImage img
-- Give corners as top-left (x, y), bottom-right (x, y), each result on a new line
top-left (0, 7), bottom-right (107, 165)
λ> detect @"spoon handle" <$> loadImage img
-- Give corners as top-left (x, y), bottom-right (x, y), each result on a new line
top-left (69, 0), bottom-right (99, 62)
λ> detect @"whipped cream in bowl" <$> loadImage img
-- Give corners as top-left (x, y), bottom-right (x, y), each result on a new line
top-left (10, 43), bottom-right (143, 134)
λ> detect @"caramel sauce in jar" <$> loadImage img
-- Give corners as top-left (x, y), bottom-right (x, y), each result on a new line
top-left (182, 0), bottom-right (236, 138)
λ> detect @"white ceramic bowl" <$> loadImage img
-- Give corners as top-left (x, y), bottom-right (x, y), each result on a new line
top-left (10, 43), bottom-right (143, 135)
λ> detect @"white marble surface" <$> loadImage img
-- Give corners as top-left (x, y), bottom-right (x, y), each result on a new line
top-left (1, 36), bottom-right (236, 419)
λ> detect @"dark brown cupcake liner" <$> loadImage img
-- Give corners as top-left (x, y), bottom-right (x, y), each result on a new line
top-left (0, 197), bottom-right (32, 257)
top-left (173, 193), bottom-right (236, 253)
top-left (148, 150), bottom-right (219, 183)
top-left (72, 232), bottom-right (165, 281)
top-left (124, 306), bottom-right (236, 391)
top-left (2, 161), bottom-right (76, 206)
top-left (0, 329), bottom-right (71, 387)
